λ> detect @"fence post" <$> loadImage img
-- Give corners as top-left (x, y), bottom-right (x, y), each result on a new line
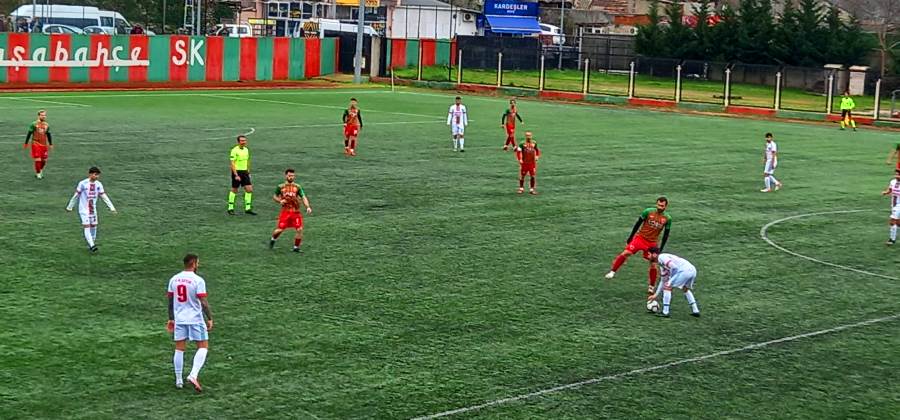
top-left (457, 49), bottom-right (463, 86)
top-left (724, 68), bottom-right (732, 107)
top-left (539, 55), bottom-right (546, 92)
top-left (825, 73), bottom-right (835, 114)
top-left (774, 71), bottom-right (782, 111)
top-left (628, 61), bottom-right (635, 98)
top-left (675, 64), bottom-right (682, 103)
top-left (497, 52), bottom-right (503, 88)
top-left (582, 58), bottom-right (590, 94)
top-left (873, 78), bottom-right (882, 120)
top-left (417, 43), bottom-right (423, 81)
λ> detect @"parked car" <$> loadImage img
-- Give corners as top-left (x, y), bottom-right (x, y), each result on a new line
top-left (539, 23), bottom-right (565, 46)
top-left (42, 23), bottom-right (84, 34)
top-left (213, 24), bottom-right (253, 38)
top-left (11, 4), bottom-right (132, 35)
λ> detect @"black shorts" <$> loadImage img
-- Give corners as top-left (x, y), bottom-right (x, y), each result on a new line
top-left (231, 170), bottom-right (252, 188)
top-left (841, 110), bottom-right (852, 118)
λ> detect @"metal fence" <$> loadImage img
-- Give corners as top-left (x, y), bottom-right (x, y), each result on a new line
top-left (388, 35), bottom-right (898, 120)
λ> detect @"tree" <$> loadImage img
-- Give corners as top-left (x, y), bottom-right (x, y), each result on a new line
top-left (736, 0), bottom-right (777, 63)
top-left (711, 4), bottom-right (741, 61)
top-left (635, 0), bottom-right (667, 57)
top-left (841, 0), bottom-right (900, 76)
top-left (662, 1), bottom-right (692, 58)
top-left (690, 0), bottom-right (716, 60)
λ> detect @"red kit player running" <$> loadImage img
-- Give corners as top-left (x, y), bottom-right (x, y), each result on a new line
top-left (515, 131), bottom-right (541, 194)
top-left (269, 168), bottom-right (312, 252)
top-left (604, 197), bottom-right (672, 295)
top-left (342, 98), bottom-right (363, 156)
top-left (501, 99), bottom-right (524, 151)
top-left (23, 110), bottom-right (52, 179)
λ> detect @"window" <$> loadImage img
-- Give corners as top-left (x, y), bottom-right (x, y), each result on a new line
top-left (46, 17), bottom-right (96, 28)
top-left (100, 17), bottom-right (114, 27)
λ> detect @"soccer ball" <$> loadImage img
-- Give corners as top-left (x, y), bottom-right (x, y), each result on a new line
top-left (646, 300), bottom-right (660, 313)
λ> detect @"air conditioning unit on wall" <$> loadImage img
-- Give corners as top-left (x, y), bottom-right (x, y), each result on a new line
top-left (463, 13), bottom-right (474, 22)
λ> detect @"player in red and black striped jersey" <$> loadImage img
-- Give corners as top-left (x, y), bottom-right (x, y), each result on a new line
top-left (515, 131), bottom-right (540, 194)
top-left (501, 99), bottom-right (524, 151)
top-left (342, 98), bottom-right (363, 156)
top-left (23, 110), bottom-right (52, 179)
top-left (269, 168), bottom-right (312, 252)
top-left (605, 197), bottom-right (672, 296)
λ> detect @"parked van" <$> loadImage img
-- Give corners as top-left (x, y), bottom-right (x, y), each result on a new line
top-left (212, 24), bottom-right (253, 38)
top-left (10, 4), bottom-right (133, 35)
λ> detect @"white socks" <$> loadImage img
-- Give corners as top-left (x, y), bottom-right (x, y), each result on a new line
top-left (173, 350), bottom-right (184, 383)
top-left (662, 289), bottom-right (672, 315)
top-left (459, 138), bottom-right (465, 150)
top-left (452, 138), bottom-right (458, 150)
top-left (83, 228), bottom-right (95, 247)
top-left (891, 225), bottom-right (897, 241)
top-left (685, 290), bottom-right (699, 314)
top-left (188, 348), bottom-right (208, 379)
top-left (769, 175), bottom-right (779, 186)
top-left (90, 227), bottom-right (97, 241)
top-left (764, 177), bottom-right (771, 190)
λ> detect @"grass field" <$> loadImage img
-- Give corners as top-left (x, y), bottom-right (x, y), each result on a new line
top-left (3, 87), bottom-right (900, 419)
top-left (397, 66), bottom-right (881, 114)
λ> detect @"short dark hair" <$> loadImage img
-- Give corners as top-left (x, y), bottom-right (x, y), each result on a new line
top-left (285, 168), bottom-right (295, 174)
top-left (350, 97), bottom-right (358, 102)
top-left (647, 246), bottom-right (661, 254)
top-left (765, 132), bottom-right (773, 138)
top-left (455, 96), bottom-right (461, 100)
top-left (237, 135), bottom-right (247, 142)
top-left (183, 253), bottom-right (198, 267)
top-left (657, 196), bottom-right (668, 204)
top-left (88, 166), bottom-right (101, 174)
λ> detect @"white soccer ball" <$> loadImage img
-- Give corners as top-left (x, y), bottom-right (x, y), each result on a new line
top-left (646, 300), bottom-right (660, 313)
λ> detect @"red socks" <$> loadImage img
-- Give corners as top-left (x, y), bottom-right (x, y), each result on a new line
top-left (294, 238), bottom-right (302, 247)
top-left (34, 161), bottom-right (42, 173)
top-left (611, 253), bottom-right (628, 272)
top-left (648, 265), bottom-right (658, 288)
top-left (350, 139), bottom-right (357, 150)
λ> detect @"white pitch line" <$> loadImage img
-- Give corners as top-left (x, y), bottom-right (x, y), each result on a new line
top-left (0, 120), bottom-right (443, 145)
top-left (413, 209), bottom-right (900, 419)
top-left (760, 209), bottom-right (898, 281)
top-left (412, 313), bottom-right (900, 419)
top-left (201, 93), bottom-right (438, 119)
top-left (0, 96), bottom-right (92, 108)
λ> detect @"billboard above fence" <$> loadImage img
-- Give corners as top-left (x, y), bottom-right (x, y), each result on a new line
top-left (484, 0), bottom-right (539, 17)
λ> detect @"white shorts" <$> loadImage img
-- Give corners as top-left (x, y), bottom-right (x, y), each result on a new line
top-left (764, 160), bottom-right (776, 175)
top-left (891, 205), bottom-right (900, 220)
top-left (174, 322), bottom-right (209, 342)
top-left (451, 124), bottom-right (465, 136)
top-left (79, 211), bottom-right (97, 226)
top-left (665, 267), bottom-right (697, 289)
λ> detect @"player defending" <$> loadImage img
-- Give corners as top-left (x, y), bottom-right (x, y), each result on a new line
top-left (228, 135), bottom-right (255, 215)
top-left (166, 253), bottom-right (214, 392)
top-left (66, 167), bottom-right (117, 253)
top-left (23, 110), bottom-right (52, 179)
top-left (447, 96), bottom-right (468, 152)
top-left (342, 98), bottom-right (363, 156)
top-left (647, 248), bottom-right (700, 318)
top-left (840, 91), bottom-right (857, 131)
top-left (761, 132), bottom-right (782, 193)
top-left (501, 99), bottom-right (524, 151)
top-left (269, 168), bottom-right (313, 252)
top-left (605, 197), bottom-right (672, 296)
top-left (887, 143), bottom-right (900, 172)
top-left (515, 131), bottom-right (540, 194)
top-left (881, 170), bottom-right (900, 245)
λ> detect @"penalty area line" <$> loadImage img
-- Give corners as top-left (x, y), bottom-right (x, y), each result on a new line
top-left (412, 313), bottom-right (900, 419)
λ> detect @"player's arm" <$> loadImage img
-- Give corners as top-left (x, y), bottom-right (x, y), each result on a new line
top-left (229, 150), bottom-right (239, 179)
top-left (46, 129), bottom-right (52, 147)
top-left (463, 108), bottom-right (468, 126)
top-left (515, 147), bottom-right (523, 163)
top-left (100, 193), bottom-right (117, 213)
top-left (626, 215), bottom-right (645, 243)
top-left (357, 110), bottom-right (363, 128)
top-left (65, 187), bottom-right (79, 211)
top-left (535, 145), bottom-right (541, 161)
top-left (23, 124), bottom-right (34, 147)
top-left (447, 107), bottom-right (453, 125)
top-left (516, 112), bottom-right (523, 123)
top-left (273, 186), bottom-right (284, 204)
top-left (659, 220), bottom-right (672, 252)
top-left (501, 110), bottom-right (508, 126)
top-left (302, 195), bottom-right (312, 215)
top-left (342, 109), bottom-right (349, 124)
top-left (199, 296), bottom-right (213, 331)
top-left (166, 293), bottom-right (175, 332)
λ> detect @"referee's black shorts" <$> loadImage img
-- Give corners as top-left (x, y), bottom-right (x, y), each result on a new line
top-left (231, 170), bottom-right (252, 188)
top-left (841, 109), bottom-right (852, 119)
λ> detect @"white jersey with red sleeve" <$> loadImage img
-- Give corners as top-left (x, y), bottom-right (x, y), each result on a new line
top-left (447, 104), bottom-right (468, 127)
top-left (167, 271), bottom-right (208, 325)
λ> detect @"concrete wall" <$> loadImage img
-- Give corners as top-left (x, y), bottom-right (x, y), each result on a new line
top-left (388, 6), bottom-right (478, 38)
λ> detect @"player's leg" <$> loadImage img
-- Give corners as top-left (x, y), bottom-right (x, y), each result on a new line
top-left (79, 212), bottom-right (96, 250)
top-left (186, 325), bottom-right (209, 392)
top-left (607, 247), bottom-right (636, 278)
top-left (849, 111), bottom-right (857, 130)
top-left (228, 179), bottom-right (239, 214)
top-left (841, 110), bottom-right (848, 129)
top-left (518, 167), bottom-right (525, 193)
top-left (761, 168), bottom-right (772, 192)
top-left (683, 286), bottom-right (700, 316)
top-left (660, 280), bottom-right (673, 317)
top-left (173, 336), bottom-right (186, 388)
top-left (528, 168), bottom-right (536, 194)
top-left (647, 259), bottom-right (658, 295)
top-left (293, 226), bottom-right (303, 252)
top-left (888, 215), bottom-right (898, 245)
top-left (452, 130), bottom-right (459, 151)
top-left (351, 134), bottom-right (358, 156)
top-left (270, 226), bottom-right (284, 249)
top-left (242, 180), bottom-right (255, 215)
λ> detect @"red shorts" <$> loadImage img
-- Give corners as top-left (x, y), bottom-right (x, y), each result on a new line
top-left (344, 124), bottom-right (359, 139)
top-left (506, 124), bottom-right (516, 136)
top-left (277, 210), bottom-right (303, 229)
top-left (520, 164), bottom-right (536, 177)
top-left (30, 143), bottom-right (48, 159)
top-left (625, 235), bottom-right (657, 259)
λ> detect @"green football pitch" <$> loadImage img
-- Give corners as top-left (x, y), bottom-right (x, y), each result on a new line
top-left (3, 87), bottom-right (900, 419)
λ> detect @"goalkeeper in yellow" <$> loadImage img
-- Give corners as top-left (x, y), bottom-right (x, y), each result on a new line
top-left (839, 90), bottom-right (857, 131)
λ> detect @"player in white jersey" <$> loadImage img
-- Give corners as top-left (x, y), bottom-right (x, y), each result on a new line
top-left (447, 96), bottom-right (468, 152)
top-left (65, 167), bottom-right (117, 253)
top-left (761, 132), bottom-right (782, 193)
top-left (166, 254), bottom-right (214, 392)
top-left (881, 170), bottom-right (900, 245)
top-left (647, 247), bottom-right (700, 317)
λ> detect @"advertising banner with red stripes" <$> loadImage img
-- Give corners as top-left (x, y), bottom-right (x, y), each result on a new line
top-left (0, 34), bottom-right (340, 85)
top-left (387, 38), bottom-right (456, 69)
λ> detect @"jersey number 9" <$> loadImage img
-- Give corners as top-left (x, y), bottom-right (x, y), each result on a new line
top-left (176, 284), bottom-right (188, 303)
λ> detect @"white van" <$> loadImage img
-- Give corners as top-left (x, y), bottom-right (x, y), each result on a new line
top-left (10, 4), bottom-right (133, 35)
